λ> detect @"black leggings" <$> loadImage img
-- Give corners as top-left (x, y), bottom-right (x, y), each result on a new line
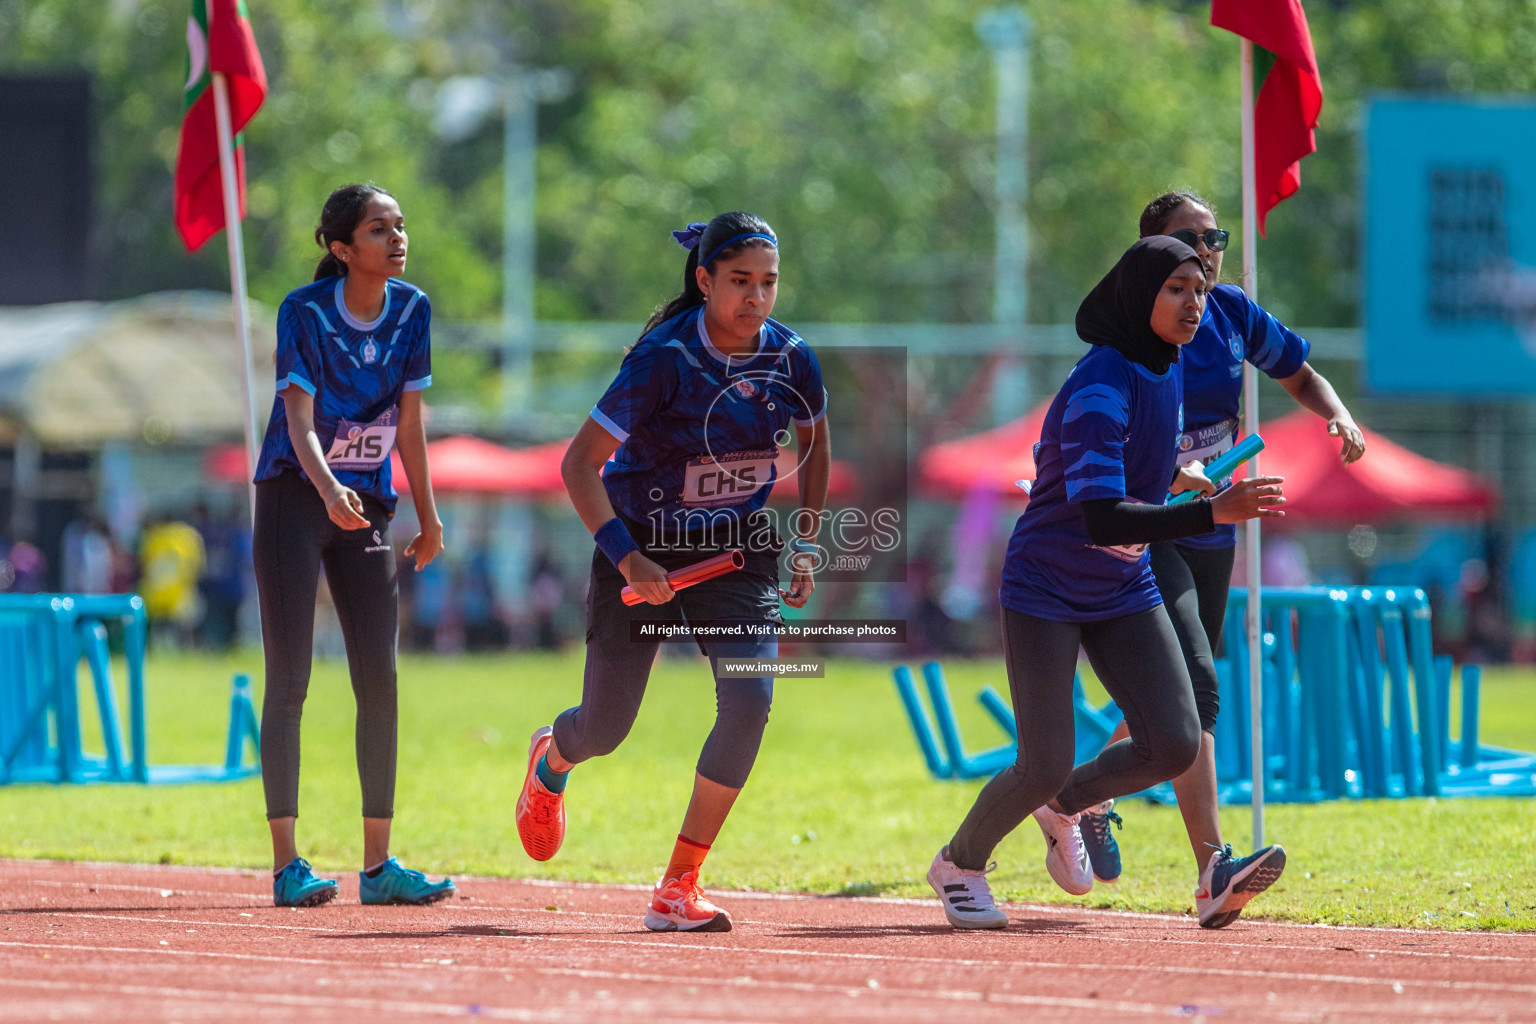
top-left (1149, 543), bottom-right (1235, 733)
top-left (948, 605), bottom-right (1201, 871)
top-left (552, 533), bottom-right (782, 791)
top-left (254, 471), bottom-right (399, 820)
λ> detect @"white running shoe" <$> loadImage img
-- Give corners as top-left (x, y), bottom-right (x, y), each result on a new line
top-left (926, 847), bottom-right (1009, 929)
top-left (1032, 806), bottom-right (1094, 895)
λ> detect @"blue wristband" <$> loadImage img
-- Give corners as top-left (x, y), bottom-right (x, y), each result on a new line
top-left (593, 517), bottom-right (640, 568)
top-left (789, 538), bottom-right (817, 554)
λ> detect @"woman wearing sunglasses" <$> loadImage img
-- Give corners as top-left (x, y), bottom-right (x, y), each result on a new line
top-left (1073, 190), bottom-right (1366, 929)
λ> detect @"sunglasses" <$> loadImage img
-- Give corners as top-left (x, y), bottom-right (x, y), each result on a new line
top-left (1169, 228), bottom-right (1230, 252)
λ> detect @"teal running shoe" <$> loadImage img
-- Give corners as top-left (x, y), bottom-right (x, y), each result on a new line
top-left (273, 857), bottom-right (339, 908)
top-left (359, 857), bottom-right (456, 906)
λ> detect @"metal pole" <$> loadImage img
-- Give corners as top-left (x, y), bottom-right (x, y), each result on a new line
top-left (1240, 37), bottom-right (1265, 850)
top-left (210, 69), bottom-right (260, 525)
top-left (977, 6), bottom-right (1031, 422)
top-left (501, 68), bottom-right (536, 424)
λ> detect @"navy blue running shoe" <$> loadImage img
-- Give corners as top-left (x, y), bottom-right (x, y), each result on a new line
top-left (1079, 800), bottom-right (1124, 883)
top-left (1196, 843), bottom-right (1286, 929)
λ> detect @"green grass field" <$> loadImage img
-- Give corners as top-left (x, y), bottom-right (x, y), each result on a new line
top-left (1, 649), bottom-right (1533, 930)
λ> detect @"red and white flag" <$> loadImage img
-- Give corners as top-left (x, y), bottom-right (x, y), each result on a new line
top-left (1211, 0), bottom-right (1323, 236)
top-left (173, 0), bottom-right (267, 252)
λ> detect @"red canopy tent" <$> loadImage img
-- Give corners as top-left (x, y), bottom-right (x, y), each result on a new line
top-left (916, 399), bottom-right (1051, 500)
top-left (209, 436), bottom-right (858, 503)
top-left (403, 440), bottom-right (860, 502)
top-left (1258, 409), bottom-right (1497, 524)
top-left (913, 402), bottom-right (1498, 523)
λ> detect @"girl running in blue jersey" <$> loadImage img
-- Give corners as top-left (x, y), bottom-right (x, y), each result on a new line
top-left (1074, 190), bottom-right (1365, 928)
top-left (927, 236), bottom-right (1286, 929)
top-left (514, 212), bottom-right (831, 932)
top-left (254, 184), bottom-right (455, 908)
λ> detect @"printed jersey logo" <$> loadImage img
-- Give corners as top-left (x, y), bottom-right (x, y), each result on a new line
top-left (733, 378), bottom-right (758, 398)
top-left (362, 337), bottom-right (379, 364)
top-left (1229, 334), bottom-right (1243, 360)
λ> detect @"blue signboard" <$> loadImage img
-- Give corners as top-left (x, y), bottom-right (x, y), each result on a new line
top-left (1366, 99), bottom-right (1536, 394)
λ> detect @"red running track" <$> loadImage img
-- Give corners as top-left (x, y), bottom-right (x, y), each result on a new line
top-left (2, 859), bottom-right (1534, 1023)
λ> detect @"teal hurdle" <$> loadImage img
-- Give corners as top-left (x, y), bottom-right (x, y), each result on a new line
top-left (1459, 665), bottom-right (1481, 769)
top-left (893, 664), bottom-right (950, 778)
top-left (0, 593), bottom-right (260, 786)
top-left (920, 661), bottom-right (1016, 778)
top-left (893, 586), bottom-right (1535, 799)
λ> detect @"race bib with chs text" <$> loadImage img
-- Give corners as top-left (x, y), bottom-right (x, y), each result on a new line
top-left (325, 406), bottom-right (398, 470)
top-left (680, 449), bottom-right (777, 508)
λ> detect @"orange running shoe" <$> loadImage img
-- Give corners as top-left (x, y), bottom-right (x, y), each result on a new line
top-left (515, 726), bottom-right (566, 861)
top-left (643, 870), bottom-right (732, 932)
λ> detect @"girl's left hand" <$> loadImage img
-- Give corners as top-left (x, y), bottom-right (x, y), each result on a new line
top-left (779, 572), bottom-right (815, 608)
top-left (404, 522), bottom-right (445, 571)
top-left (1169, 460), bottom-right (1217, 497)
top-left (1329, 417), bottom-right (1366, 465)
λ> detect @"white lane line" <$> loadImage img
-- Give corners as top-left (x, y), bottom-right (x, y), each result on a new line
top-left (0, 945), bottom-right (1355, 1021)
top-left (17, 884), bottom-right (1533, 969)
top-left (27, 880), bottom-right (268, 901)
top-left (4, 911), bottom-right (346, 933)
top-left (0, 975), bottom-right (582, 1023)
top-left (426, 903), bottom-right (1536, 966)
top-left (11, 861), bottom-right (1536, 942)
top-left (5, 919), bottom-right (1534, 1000)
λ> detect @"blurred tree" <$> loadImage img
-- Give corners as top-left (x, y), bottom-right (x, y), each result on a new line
top-left (2, 0), bottom-right (1533, 333)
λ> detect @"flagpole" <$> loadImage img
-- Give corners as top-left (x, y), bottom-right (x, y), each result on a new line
top-left (1239, 36), bottom-right (1265, 850)
top-left (210, 67), bottom-right (260, 525)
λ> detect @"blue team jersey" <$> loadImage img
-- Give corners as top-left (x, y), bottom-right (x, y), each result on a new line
top-left (590, 306), bottom-right (828, 527)
top-left (1000, 345), bottom-right (1184, 623)
top-left (254, 276), bottom-right (433, 512)
top-left (1175, 284), bottom-right (1309, 550)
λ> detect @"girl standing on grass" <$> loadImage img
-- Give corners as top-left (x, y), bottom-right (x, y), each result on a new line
top-left (514, 211), bottom-right (830, 933)
top-left (1072, 191), bottom-right (1365, 928)
top-left (926, 236), bottom-right (1286, 929)
top-left (253, 183), bottom-right (455, 908)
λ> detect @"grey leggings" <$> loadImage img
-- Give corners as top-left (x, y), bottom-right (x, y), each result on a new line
top-left (551, 545), bottom-right (780, 790)
top-left (948, 605), bottom-right (1201, 871)
top-left (254, 471), bottom-right (399, 820)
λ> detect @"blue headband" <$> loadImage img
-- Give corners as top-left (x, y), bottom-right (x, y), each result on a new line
top-left (699, 232), bottom-right (777, 268)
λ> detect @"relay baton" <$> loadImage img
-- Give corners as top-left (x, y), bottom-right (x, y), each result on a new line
top-left (620, 549), bottom-right (745, 606)
top-left (1167, 433), bottom-right (1266, 505)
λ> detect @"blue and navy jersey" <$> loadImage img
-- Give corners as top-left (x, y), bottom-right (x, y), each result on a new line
top-left (1176, 284), bottom-right (1309, 550)
top-left (1000, 345), bottom-right (1184, 622)
top-left (590, 306), bottom-right (828, 526)
top-left (254, 276), bottom-right (432, 512)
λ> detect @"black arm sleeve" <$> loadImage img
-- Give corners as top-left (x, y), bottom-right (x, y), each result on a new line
top-left (1079, 497), bottom-right (1217, 547)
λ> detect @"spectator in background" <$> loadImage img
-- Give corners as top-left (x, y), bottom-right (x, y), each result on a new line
top-left (528, 549), bottom-right (566, 651)
top-left (195, 504), bottom-right (250, 651)
top-left (139, 515), bottom-right (206, 647)
top-left (459, 540), bottom-right (506, 651)
top-left (62, 517), bottom-right (115, 595)
top-left (406, 550), bottom-right (448, 651)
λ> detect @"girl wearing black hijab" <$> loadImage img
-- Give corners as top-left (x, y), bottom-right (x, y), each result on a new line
top-left (926, 237), bottom-right (1285, 929)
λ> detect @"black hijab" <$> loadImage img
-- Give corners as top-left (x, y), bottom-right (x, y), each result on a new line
top-left (1075, 235), bottom-right (1202, 375)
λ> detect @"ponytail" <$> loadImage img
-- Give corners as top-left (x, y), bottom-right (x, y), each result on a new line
top-left (313, 183), bottom-right (394, 281)
top-left (1139, 189), bottom-right (1217, 238)
top-left (642, 211), bottom-right (777, 339)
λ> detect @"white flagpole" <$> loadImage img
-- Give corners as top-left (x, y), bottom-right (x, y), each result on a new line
top-left (210, 65), bottom-right (261, 526)
top-left (1239, 37), bottom-right (1265, 849)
